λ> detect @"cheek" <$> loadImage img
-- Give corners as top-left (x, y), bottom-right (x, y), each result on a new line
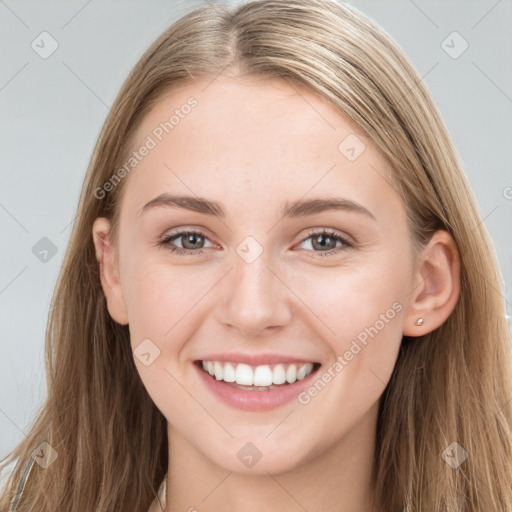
top-left (120, 250), bottom-right (211, 344)
top-left (289, 253), bottom-right (407, 410)
top-left (290, 254), bottom-right (406, 348)
top-left (120, 257), bottom-right (213, 418)
top-left (117, 239), bottom-right (409, 472)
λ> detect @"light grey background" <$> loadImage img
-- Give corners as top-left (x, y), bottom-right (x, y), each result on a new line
top-left (1, 0), bottom-right (511, 473)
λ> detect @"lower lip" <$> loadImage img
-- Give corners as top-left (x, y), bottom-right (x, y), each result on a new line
top-left (194, 361), bottom-right (320, 412)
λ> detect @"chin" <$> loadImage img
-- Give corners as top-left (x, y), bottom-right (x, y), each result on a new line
top-left (203, 436), bottom-right (315, 476)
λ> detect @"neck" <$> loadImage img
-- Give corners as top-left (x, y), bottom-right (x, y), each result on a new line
top-left (165, 401), bottom-right (380, 512)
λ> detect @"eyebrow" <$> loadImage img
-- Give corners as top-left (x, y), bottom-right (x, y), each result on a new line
top-left (140, 193), bottom-right (376, 221)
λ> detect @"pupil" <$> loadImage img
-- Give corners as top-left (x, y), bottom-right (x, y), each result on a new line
top-left (313, 234), bottom-right (334, 250)
top-left (184, 233), bottom-right (202, 249)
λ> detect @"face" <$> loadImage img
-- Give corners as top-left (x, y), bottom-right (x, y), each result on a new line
top-left (99, 75), bottom-right (419, 474)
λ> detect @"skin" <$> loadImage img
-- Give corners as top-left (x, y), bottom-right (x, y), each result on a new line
top-left (92, 75), bottom-right (460, 511)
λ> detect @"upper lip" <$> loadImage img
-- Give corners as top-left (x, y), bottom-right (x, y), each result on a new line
top-left (196, 352), bottom-right (319, 366)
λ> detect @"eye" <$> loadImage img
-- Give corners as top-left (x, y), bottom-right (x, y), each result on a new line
top-left (159, 229), bottom-right (214, 256)
top-left (296, 229), bottom-right (353, 257)
top-left (158, 228), bottom-right (354, 257)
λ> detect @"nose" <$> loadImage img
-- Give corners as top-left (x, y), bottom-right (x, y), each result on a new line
top-left (216, 249), bottom-right (293, 338)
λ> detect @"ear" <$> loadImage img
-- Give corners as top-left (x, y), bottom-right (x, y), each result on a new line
top-left (403, 230), bottom-right (460, 337)
top-left (92, 217), bottom-right (129, 325)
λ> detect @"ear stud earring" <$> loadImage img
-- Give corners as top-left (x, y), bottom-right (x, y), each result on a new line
top-left (415, 317), bottom-right (424, 326)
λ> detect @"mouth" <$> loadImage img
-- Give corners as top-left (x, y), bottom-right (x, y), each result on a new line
top-left (195, 359), bottom-right (321, 391)
top-left (193, 358), bottom-right (321, 412)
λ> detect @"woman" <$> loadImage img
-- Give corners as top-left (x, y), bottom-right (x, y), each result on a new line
top-left (1, 0), bottom-right (511, 510)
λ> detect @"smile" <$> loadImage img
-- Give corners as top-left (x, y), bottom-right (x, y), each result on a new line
top-left (194, 359), bottom-right (321, 411)
top-left (200, 360), bottom-right (318, 388)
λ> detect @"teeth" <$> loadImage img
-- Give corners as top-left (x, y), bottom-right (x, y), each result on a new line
top-left (272, 364), bottom-right (286, 385)
top-left (200, 360), bottom-right (316, 386)
top-left (254, 365), bottom-right (273, 386)
top-left (297, 363), bottom-right (312, 381)
top-left (235, 363), bottom-right (254, 385)
top-left (285, 364), bottom-right (297, 383)
top-left (223, 362), bottom-right (236, 382)
top-left (213, 361), bottom-right (223, 380)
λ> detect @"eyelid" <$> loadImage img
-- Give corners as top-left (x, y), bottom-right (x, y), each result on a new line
top-left (158, 226), bottom-right (355, 257)
top-left (159, 225), bottom-right (217, 243)
top-left (297, 227), bottom-right (355, 246)
top-left (293, 229), bottom-right (354, 257)
top-left (158, 228), bottom-right (217, 250)
top-left (159, 227), bottom-right (353, 246)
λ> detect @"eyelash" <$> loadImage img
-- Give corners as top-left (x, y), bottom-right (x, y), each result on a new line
top-left (158, 229), bottom-right (354, 258)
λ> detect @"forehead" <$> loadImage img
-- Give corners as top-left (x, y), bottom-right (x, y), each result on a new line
top-left (121, 75), bottom-right (401, 224)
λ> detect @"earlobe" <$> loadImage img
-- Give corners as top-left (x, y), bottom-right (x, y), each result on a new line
top-left (403, 230), bottom-right (460, 337)
top-left (92, 217), bottom-right (129, 325)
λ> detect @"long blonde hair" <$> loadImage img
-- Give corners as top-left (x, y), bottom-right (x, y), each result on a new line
top-left (2, 1), bottom-right (511, 510)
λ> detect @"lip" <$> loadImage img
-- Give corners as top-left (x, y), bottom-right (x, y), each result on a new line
top-left (193, 359), bottom-right (321, 412)
top-left (198, 352), bottom-right (318, 366)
